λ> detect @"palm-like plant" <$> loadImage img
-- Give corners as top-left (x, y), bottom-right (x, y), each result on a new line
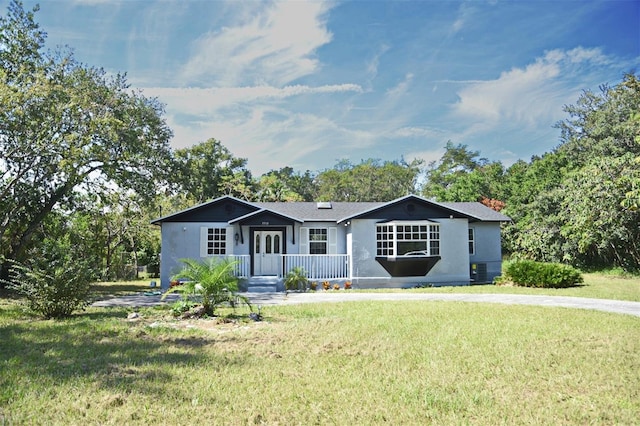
top-left (162, 257), bottom-right (250, 316)
top-left (284, 266), bottom-right (309, 292)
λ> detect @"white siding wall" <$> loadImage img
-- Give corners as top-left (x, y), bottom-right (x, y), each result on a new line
top-left (293, 222), bottom-right (347, 254)
top-left (469, 222), bottom-right (504, 282)
top-left (160, 222), bottom-right (248, 289)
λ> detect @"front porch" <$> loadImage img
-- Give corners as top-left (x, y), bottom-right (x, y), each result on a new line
top-left (225, 254), bottom-right (351, 292)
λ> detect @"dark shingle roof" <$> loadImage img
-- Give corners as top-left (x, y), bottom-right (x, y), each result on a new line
top-left (256, 201), bottom-right (384, 221)
top-left (441, 202), bottom-right (511, 222)
top-left (258, 200), bottom-right (510, 222)
top-left (152, 195), bottom-right (511, 224)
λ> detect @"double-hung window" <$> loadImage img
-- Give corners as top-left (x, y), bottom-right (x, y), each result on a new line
top-left (376, 221), bottom-right (440, 257)
top-left (468, 228), bottom-right (475, 255)
top-left (309, 228), bottom-right (328, 254)
top-left (300, 227), bottom-right (337, 255)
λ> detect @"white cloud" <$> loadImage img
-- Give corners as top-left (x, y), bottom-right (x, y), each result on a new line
top-left (180, 0), bottom-right (333, 87)
top-left (392, 126), bottom-right (443, 138)
top-left (366, 43), bottom-right (391, 81)
top-left (452, 47), bottom-right (610, 127)
top-left (144, 83), bottom-right (362, 116)
top-left (449, 2), bottom-right (477, 35)
top-left (451, 18), bottom-right (464, 34)
top-left (385, 73), bottom-right (414, 98)
top-left (163, 101), bottom-right (377, 175)
top-left (566, 46), bottom-right (609, 64)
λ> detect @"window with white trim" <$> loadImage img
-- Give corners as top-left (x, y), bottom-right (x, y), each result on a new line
top-left (300, 227), bottom-right (337, 255)
top-left (376, 222), bottom-right (440, 256)
top-left (309, 228), bottom-right (328, 254)
top-left (203, 227), bottom-right (227, 255)
top-left (429, 225), bottom-right (440, 256)
top-left (468, 228), bottom-right (475, 255)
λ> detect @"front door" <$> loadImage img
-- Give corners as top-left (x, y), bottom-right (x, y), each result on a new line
top-left (253, 230), bottom-right (282, 275)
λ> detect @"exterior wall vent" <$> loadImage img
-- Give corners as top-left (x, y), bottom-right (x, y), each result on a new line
top-left (316, 202), bottom-right (332, 209)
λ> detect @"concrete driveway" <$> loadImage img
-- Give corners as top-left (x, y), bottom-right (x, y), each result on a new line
top-left (92, 291), bottom-right (640, 317)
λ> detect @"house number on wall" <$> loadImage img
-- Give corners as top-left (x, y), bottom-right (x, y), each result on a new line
top-left (262, 221), bottom-right (269, 225)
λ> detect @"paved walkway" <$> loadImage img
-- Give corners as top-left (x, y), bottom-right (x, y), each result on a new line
top-left (92, 292), bottom-right (640, 317)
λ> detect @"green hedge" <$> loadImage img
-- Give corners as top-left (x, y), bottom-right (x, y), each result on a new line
top-left (497, 260), bottom-right (583, 288)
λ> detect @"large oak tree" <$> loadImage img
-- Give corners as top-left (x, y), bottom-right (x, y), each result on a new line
top-left (0, 1), bottom-right (173, 281)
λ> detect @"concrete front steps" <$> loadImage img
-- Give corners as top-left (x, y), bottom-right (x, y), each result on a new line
top-left (243, 275), bottom-right (283, 293)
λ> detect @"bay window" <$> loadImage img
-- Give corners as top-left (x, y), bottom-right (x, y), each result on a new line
top-left (376, 221), bottom-right (440, 257)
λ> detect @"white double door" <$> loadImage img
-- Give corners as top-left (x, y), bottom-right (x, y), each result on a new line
top-left (253, 230), bottom-right (282, 276)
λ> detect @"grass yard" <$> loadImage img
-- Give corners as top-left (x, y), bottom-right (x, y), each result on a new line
top-left (90, 279), bottom-right (156, 298)
top-left (91, 272), bottom-right (640, 302)
top-left (361, 272), bottom-right (640, 302)
top-left (0, 293), bottom-right (638, 424)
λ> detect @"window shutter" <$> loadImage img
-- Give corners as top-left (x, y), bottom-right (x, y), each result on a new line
top-left (328, 227), bottom-right (337, 254)
top-left (200, 227), bottom-right (209, 258)
top-left (299, 227), bottom-right (309, 254)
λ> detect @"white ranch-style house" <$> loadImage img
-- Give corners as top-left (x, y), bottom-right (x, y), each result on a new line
top-left (152, 194), bottom-right (511, 292)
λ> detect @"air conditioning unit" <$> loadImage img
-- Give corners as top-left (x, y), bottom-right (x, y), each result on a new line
top-left (470, 263), bottom-right (488, 283)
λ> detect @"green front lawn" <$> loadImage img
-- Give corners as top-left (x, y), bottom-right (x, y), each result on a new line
top-left (90, 279), bottom-right (158, 299)
top-left (89, 272), bottom-right (640, 302)
top-left (360, 272), bottom-right (640, 302)
top-left (1, 284), bottom-right (638, 424)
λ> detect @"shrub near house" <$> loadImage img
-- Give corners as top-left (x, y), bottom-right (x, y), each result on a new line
top-left (497, 260), bottom-right (583, 288)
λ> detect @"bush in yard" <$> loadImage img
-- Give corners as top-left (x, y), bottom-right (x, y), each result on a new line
top-left (497, 260), bottom-right (583, 288)
top-left (162, 257), bottom-right (251, 317)
top-left (2, 240), bottom-right (96, 319)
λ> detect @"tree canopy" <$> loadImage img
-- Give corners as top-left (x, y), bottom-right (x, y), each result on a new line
top-left (420, 74), bottom-right (640, 271)
top-left (422, 141), bottom-right (504, 203)
top-left (0, 1), bottom-right (173, 280)
top-left (315, 158), bottom-right (423, 202)
top-left (173, 138), bottom-right (253, 203)
top-left (502, 74), bottom-right (640, 271)
top-left (255, 167), bottom-right (317, 202)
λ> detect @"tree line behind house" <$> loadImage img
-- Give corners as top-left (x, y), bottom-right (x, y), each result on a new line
top-left (1, 1), bottom-right (639, 287)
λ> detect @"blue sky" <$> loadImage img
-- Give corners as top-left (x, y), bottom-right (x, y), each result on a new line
top-left (8, 0), bottom-right (640, 175)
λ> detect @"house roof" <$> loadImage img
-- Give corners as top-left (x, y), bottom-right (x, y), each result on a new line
top-left (334, 194), bottom-right (471, 223)
top-left (151, 195), bottom-right (511, 224)
top-left (440, 202), bottom-right (511, 222)
top-left (151, 195), bottom-right (256, 224)
top-left (256, 201), bottom-right (383, 221)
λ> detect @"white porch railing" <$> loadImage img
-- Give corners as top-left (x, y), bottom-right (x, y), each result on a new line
top-left (218, 254), bottom-right (350, 280)
top-left (283, 254), bottom-right (350, 280)
top-left (225, 255), bottom-right (251, 278)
